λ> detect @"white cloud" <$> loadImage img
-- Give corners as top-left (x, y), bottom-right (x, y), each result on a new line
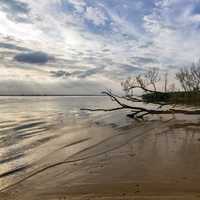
top-left (143, 0), bottom-right (200, 66)
top-left (85, 6), bottom-right (108, 26)
top-left (0, 0), bottom-right (200, 94)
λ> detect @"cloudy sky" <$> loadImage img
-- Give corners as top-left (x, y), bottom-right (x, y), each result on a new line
top-left (0, 0), bottom-right (200, 95)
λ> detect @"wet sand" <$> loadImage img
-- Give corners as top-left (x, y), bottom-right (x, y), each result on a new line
top-left (1, 114), bottom-right (200, 200)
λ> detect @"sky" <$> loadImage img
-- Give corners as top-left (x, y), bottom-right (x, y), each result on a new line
top-left (0, 0), bottom-right (200, 95)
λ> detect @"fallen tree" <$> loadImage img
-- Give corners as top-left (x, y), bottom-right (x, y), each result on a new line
top-left (81, 67), bottom-right (200, 120)
top-left (81, 91), bottom-right (200, 120)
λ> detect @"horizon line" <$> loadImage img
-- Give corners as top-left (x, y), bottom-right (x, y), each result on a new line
top-left (0, 94), bottom-right (106, 97)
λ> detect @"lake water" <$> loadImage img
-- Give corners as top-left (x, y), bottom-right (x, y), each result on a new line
top-left (0, 96), bottom-right (132, 190)
top-left (1, 97), bottom-right (200, 199)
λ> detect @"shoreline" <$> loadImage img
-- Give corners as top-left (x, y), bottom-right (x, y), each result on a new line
top-left (1, 115), bottom-right (200, 200)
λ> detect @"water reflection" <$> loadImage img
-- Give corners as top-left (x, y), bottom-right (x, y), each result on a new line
top-left (1, 96), bottom-right (200, 197)
top-left (0, 96), bottom-right (115, 189)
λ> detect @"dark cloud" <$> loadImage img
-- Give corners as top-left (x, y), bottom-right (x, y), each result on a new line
top-left (0, 0), bottom-right (30, 22)
top-left (50, 70), bottom-right (71, 78)
top-left (77, 67), bottom-right (104, 78)
top-left (50, 68), bottom-right (103, 79)
top-left (0, 42), bottom-right (30, 51)
top-left (14, 51), bottom-right (50, 64)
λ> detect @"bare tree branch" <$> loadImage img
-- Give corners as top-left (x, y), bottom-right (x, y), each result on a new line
top-left (82, 91), bottom-right (200, 120)
top-left (82, 65), bottom-right (200, 120)
top-left (121, 68), bottom-right (163, 94)
top-left (176, 60), bottom-right (200, 92)
top-left (81, 107), bottom-right (125, 112)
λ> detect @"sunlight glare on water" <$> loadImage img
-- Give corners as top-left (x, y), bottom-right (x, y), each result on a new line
top-left (0, 96), bottom-right (123, 189)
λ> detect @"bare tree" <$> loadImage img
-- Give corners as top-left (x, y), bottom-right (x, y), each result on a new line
top-left (144, 67), bottom-right (160, 92)
top-left (82, 66), bottom-right (200, 120)
top-left (176, 60), bottom-right (200, 92)
top-left (176, 68), bottom-right (189, 92)
top-left (190, 60), bottom-right (200, 91)
top-left (164, 72), bottom-right (168, 92)
top-left (121, 68), bottom-right (161, 96)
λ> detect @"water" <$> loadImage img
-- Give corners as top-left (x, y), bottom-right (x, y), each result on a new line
top-left (1, 97), bottom-right (200, 199)
top-left (0, 96), bottom-right (131, 190)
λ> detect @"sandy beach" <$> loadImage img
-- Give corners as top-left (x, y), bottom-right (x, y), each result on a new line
top-left (1, 110), bottom-right (200, 200)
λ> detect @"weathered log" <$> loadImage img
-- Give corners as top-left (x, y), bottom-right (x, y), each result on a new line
top-left (81, 90), bottom-right (200, 120)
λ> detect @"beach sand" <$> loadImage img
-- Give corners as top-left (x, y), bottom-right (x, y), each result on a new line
top-left (1, 114), bottom-right (200, 200)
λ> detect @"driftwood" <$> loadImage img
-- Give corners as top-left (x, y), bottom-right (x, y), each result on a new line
top-left (81, 66), bottom-right (200, 120)
top-left (81, 91), bottom-right (200, 120)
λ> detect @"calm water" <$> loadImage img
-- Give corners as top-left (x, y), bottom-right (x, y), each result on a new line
top-left (1, 97), bottom-right (200, 198)
top-left (0, 96), bottom-right (131, 190)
